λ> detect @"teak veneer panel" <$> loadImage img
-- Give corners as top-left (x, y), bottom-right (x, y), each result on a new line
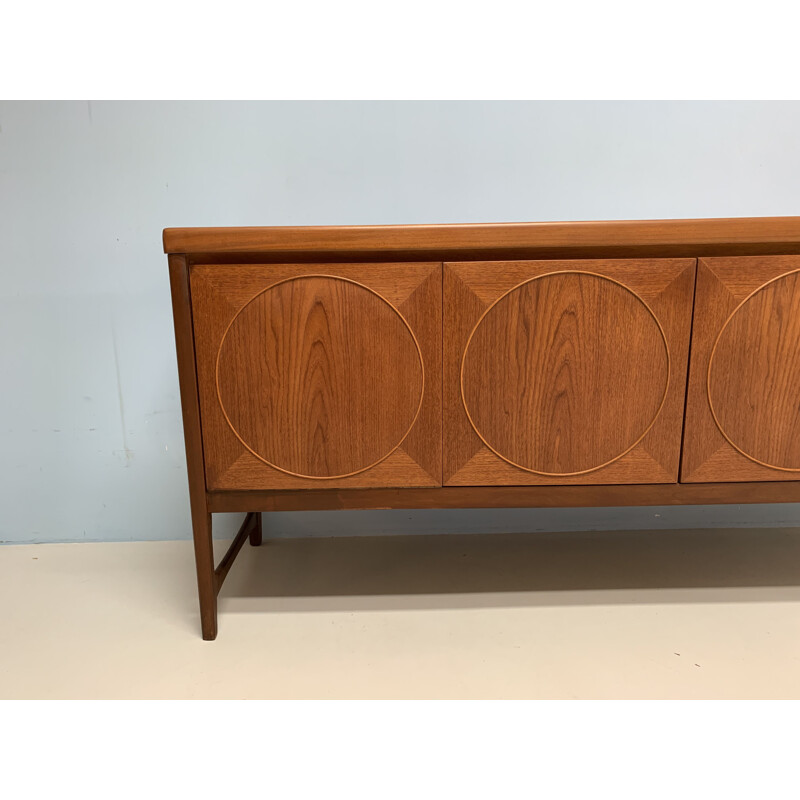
top-left (216, 276), bottom-right (423, 479)
top-left (682, 255), bottom-right (800, 482)
top-left (462, 272), bottom-right (668, 475)
top-left (191, 262), bottom-right (442, 490)
top-left (444, 259), bottom-right (696, 485)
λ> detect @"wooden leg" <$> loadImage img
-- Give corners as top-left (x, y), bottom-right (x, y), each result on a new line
top-left (249, 512), bottom-right (263, 546)
top-left (170, 255), bottom-right (219, 640)
top-left (193, 512), bottom-right (261, 639)
top-left (192, 510), bottom-right (218, 640)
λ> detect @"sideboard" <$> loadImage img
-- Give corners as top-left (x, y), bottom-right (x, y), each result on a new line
top-left (165, 218), bottom-right (800, 639)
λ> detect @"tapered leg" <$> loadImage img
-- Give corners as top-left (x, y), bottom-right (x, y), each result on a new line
top-left (170, 254), bottom-right (219, 640)
top-left (249, 512), bottom-right (263, 546)
top-left (192, 510), bottom-right (218, 640)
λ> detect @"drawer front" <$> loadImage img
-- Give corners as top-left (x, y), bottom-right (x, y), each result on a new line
top-left (444, 258), bottom-right (696, 486)
top-left (191, 263), bottom-right (442, 490)
top-left (682, 256), bottom-right (800, 482)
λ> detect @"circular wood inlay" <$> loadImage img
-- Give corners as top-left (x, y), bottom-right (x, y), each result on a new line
top-left (217, 275), bottom-right (424, 479)
top-left (708, 269), bottom-right (800, 471)
top-left (461, 271), bottom-right (669, 475)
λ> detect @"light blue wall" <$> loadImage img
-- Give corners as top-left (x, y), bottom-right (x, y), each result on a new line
top-left (2, 101), bottom-right (800, 543)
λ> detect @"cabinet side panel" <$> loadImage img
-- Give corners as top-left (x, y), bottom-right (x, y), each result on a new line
top-left (168, 254), bottom-right (217, 635)
top-left (168, 255), bottom-right (209, 499)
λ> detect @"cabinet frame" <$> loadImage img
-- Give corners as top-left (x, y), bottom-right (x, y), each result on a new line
top-left (166, 218), bottom-right (800, 639)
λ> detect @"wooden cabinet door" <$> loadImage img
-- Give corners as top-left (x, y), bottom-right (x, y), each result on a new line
top-left (682, 256), bottom-right (800, 482)
top-left (444, 259), bottom-right (696, 485)
top-left (191, 263), bottom-right (441, 490)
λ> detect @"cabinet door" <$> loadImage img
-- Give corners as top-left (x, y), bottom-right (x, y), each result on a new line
top-left (191, 263), bottom-right (441, 490)
top-left (444, 259), bottom-right (696, 485)
top-left (682, 256), bottom-right (800, 482)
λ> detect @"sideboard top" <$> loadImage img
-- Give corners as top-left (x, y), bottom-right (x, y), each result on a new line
top-left (163, 216), bottom-right (800, 258)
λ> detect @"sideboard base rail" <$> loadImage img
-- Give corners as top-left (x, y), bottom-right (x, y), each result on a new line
top-left (206, 483), bottom-right (800, 514)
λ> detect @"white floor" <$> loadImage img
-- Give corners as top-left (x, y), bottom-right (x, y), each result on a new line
top-left (1, 526), bottom-right (799, 699)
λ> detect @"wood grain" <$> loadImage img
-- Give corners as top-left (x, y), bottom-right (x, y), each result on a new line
top-left (216, 275), bottom-right (423, 479)
top-left (461, 272), bottom-right (668, 475)
top-left (191, 263), bottom-right (442, 490)
top-left (682, 256), bottom-right (800, 481)
top-left (709, 270), bottom-right (800, 471)
top-left (164, 217), bottom-right (800, 255)
top-left (207, 481), bottom-right (800, 513)
top-left (444, 259), bottom-right (696, 485)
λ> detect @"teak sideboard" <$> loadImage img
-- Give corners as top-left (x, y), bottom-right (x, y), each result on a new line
top-left (165, 218), bottom-right (800, 639)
